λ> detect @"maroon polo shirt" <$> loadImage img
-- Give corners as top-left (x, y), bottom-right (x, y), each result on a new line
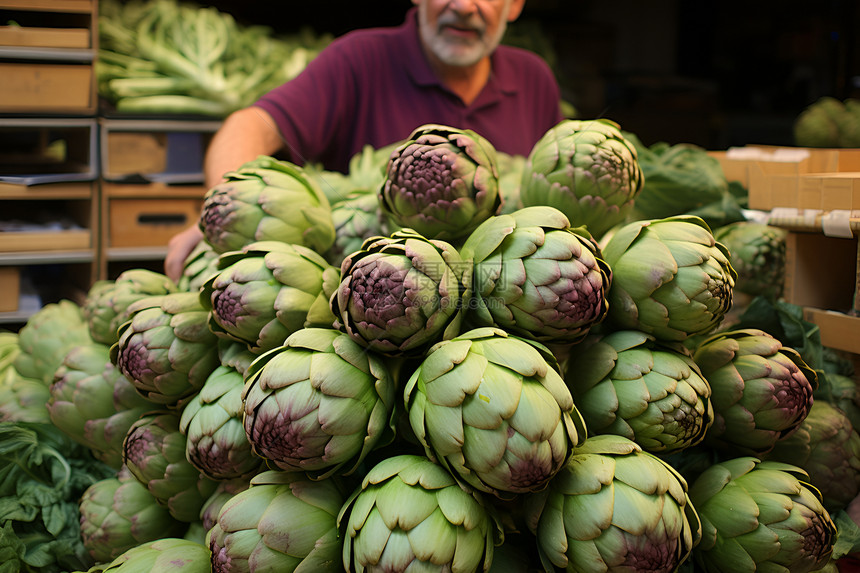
top-left (254, 8), bottom-right (563, 173)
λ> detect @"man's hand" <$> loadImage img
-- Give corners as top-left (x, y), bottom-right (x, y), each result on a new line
top-left (165, 224), bottom-right (204, 282)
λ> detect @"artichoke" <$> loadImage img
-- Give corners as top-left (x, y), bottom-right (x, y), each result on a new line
top-left (564, 330), bottom-right (714, 455)
top-left (199, 478), bottom-right (249, 532)
top-left (602, 215), bottom-right (736, 342)
top-left (199, 155), bottom-right (335, 255)
top-left (179, 363), bottom-right (263, 481)
top-left (693, 328), bottom-right (816, 457)
top-left (519, 118), bottom-right (643, 239)
top-left (200, 240), bottom-right (340, 355)
top-left (0, 330), bottom-right (19, 374)
top-left (378, 123), bottom-right (501, 242)
top-left (242, 327), bottom-right (396, 478)
top-left (122, 412), bottom-right (219, 523)
top-left (689, 457), bottom-right (837, 572)
top-left (524, 434), bottom-right (700, 573)
top-left (713, 221), bottom-right (787, 300)
top-left (14, 299), bottom-right (92, 384)
top-left (404, 326), bottom-right (587, 497)
top-left (111, 292), bottom-right (221, 407)
top-left (325, 188), bottom-right (389, 267)
top-left (460, 205), bottom-right (611, 345)
top-left (177, 239), bottom-right (221, 294)
top-left (208, 470), bottom-right (343, 572)
top-left (0, 366), bottom-right (51, 423)
top-left (48, 341), bottom-right (155, 468)
top-left (331, 228), bottom-right (472, 357)
top-left (80, 538), bottom-right (211, 573)
top-left (82, 269), bottom-right (179, 346)
top-left (339, 454), bottom-right (501, 573)
top-left (79, 467), bottom-right (187, 564)
top-left (496, 151), bottom-right (527, 215)
top-left (764, 401), bottom-right (860, 513)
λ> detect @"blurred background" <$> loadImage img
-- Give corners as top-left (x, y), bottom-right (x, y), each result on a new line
top-left (199, 0), bottom-right (860, 150)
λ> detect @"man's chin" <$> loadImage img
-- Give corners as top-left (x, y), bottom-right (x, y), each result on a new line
top-left (430, 43), bottom-right (487, 67)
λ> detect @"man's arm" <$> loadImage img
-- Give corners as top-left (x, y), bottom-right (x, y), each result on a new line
top-left (164, 106), bottom-right (284, 282)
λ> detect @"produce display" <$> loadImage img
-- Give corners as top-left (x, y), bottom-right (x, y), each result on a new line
top-left (2, 116), bottom-right (860, 573)
top-left (97, 0), bottom-right (333, 116)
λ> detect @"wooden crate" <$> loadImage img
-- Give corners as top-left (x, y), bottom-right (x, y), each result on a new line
top-left (0, 62), bottom-right (95, 114)
top-left (108, 197), bottom-right (204, 249)
top-left (0, 266), bottom-right (19, 312)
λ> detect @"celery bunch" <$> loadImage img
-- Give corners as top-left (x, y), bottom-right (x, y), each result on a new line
top-left (97, 0), bottom-right (332, 116)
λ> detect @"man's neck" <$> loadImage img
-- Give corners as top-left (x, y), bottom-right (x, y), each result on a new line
top-left (427, 55), bottom-right (492, 106)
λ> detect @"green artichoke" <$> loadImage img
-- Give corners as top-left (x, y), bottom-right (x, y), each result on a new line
top-left (179, 363), bottom-right (264, 480)
top-left (405, 327), bottom-right (587, 497)
top-left (519, 118), bottom-right (643, 239)
top-left (564, 330), bottom-right (714, 454)
top-left (122, 412), bottom-right (219, 523)
top-left (460, 205), bottom-right (611, 344)
top-left (0, 330), bottom-right (19, 374)
top-left (496, 151), bottom-right (527, 215)
top-left (80, 538), bottom-right (211, 572)
top-left (764, 401), bottom-right (860, 513)
top-left (793, 96), bottom-right (860, 148)
top-left (325, 188), bottom-right (389, 267)
top-left (83, 269), bottom-right (179, 346)
top-left (200, 240), bottom-right (340, 355)
top-left (14, 299), bottom-right (92, 385)
top-left (378, 123), bottom-right (501, 242)
top-left (199, 478), bottom-right (249, 532)
top-left (339, 454), bottom-right (501, 572)
top-left (524, 434), bottom-right (700, 573)
top-left (177, 239), bottom-right (221, 294)
top-left (602, 215), bottom-right (736, 342)
top-left (242, 327), bottom-right (396, 478)
top-left (111, 292), bottom-right (221, 407)
top-left (689, 457), bottom-right (837, 572)
top-left (79, 467), bottom-right (187, 564)
top-left (48, 341), bottom-right (155, 469)
top-left (693, 328), bottom-right (816, 457)
top-left (199, 155), bottom-right (335, 255)
top-left (208, 470), bottom-right (343, 572)
top-left (331, 228), bottom-right (472, 357)
top-left (714, 221), bottom-right (787, 300)
top-left (0, 366), bottom-right (51, 423)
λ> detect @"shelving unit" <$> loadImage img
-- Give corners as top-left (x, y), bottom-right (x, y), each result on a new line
top-left (98, 118), bottom-right (220, 279)
top-left (0, 0), bottom-right (98, 325)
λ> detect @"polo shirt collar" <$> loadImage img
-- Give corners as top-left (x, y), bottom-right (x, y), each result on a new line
top-left (400, 8), bottom-right (519, 99)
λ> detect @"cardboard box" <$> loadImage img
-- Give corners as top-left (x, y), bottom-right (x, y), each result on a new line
top-left (100, 119), bottom-right (221, 183)
top-left (708, 146), bottom-right (860, 210)
top-left (802, 308), bottom-right (860, 355)
top-left (0, 25), bottom-right (90, 49)
top-left (0, 62), bottom-right (94, 114)
top-left (108, 197), bottom-right (204, 248)
top-left (0, 229), bottom-right (90, 252)
top-left (0, 1), bottom-right (94, 12)
top-left (0, 266), bottom-right (19, 312)
top-left (783, 231), bottom-right (858, 314)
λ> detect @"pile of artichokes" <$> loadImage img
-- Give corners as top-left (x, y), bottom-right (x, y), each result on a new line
top-left (1, 119), bottom-right (857, 573)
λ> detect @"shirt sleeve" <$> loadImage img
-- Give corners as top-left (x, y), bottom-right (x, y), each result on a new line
top-left (254, 38), bottom-right (357, 166)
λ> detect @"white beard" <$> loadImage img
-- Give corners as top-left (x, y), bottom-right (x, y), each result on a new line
top-left (417, 2), bottom-right (510, 67)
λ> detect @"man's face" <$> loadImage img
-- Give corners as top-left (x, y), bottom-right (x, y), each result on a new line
top-left (415, 0), bottom-right (519, 67)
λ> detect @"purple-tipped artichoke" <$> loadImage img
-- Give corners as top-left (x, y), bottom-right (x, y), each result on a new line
top-left (48, 341), bottom-right (155, 468)
top-left (404, 327), bottom-right (587, 497)
top-left (179, 363), bottom-right (264, 481)
top-left (378, 123), bottom-right (501, 242)
top-left (83, 269), bottom-right (179, 346)
top-left (460, 205), bottom-right (611, 345)
top-left (209, 470), bottom-right (343, 572)
top-left (242, 327), bottom-right (396, 478)
top-left (178, 239), bottom-right (221, 294)
top-left (693, 328), bottom-right (816, 457)
top-left (564, 330), bottom-right (714, 455)
top-left (111, 292), bottom-right (221, 408)
top-left (690, 457), bottom-right (837, 572)
top-left (79, 467), bottom-right (187, 563)
top-left (122, 412), bottom-right (219, 523)
top-left (331, 228), bottom-right (472, 357)
top-left (200, 240), bottom-right (340, 355)
top-left (519, 118), bottom-right (643, 239)
top-left (523, 434), bottom-right (700, 572)
top-left (199, 155), bottom-right (335, 255)
top-left (764, 401), bottom-right (860, 513)
top-left (602, 215), bottom-right (737, 342)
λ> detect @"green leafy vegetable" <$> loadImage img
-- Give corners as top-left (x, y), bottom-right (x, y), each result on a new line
top-left (0, 422), bottom-right (115, 572)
